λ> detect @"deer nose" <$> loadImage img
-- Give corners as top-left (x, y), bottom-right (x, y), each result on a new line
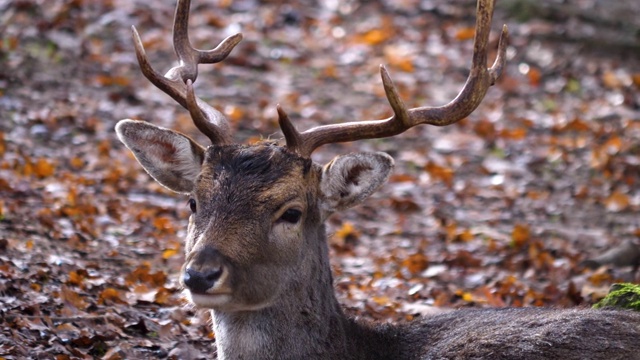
top-left (183, 267), bottom-right (223, 294)
top-left (183, 246), bottom-right (224, 294)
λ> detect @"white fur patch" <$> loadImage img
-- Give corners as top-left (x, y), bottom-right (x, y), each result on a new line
top-left (213, 311), bottom-right (267, 359)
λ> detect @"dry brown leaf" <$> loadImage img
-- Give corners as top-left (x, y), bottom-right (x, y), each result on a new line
top-left (602, 71), bottom-right (622, 89)
top-left (603, 136), bottom-right (622, 155)
top-left (456, 229), bottom-right (474, 242)
top-left (99, 288), bottom-right (126, 305)
top-left (67, 270), bottom-right (85, 287)
top-left (0, 132), bottom-right (5, 157)
top-left (424, 162), bottom-right (454, 187)
top-left (604, 191), bottom-right (630, 212)
top-left (527, 67), bottom-right (541, 86)
top-left (473, 119), bottom-right (496, 138)
top-left (511, 224), bottom-right (530, 248)
top-left (402, 253), bottom-right (429, 275)
top-left (61, 285), bottom-right (88, 309)
top-left (94, 74), bottom-right (131, 87)
top-left (390, 197), bottom-right (420, 212)
top-left (34, 158), bottom-right (55, 178)
top-left (389, 174), bottom-right (417, 183)
top-left (561, 118), bottom-right (591, 132)
top-left (499, 127), bottom-right (527, 140)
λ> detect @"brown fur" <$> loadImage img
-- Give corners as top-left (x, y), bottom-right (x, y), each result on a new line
top-left (116, 121), bottom-right (640, 360)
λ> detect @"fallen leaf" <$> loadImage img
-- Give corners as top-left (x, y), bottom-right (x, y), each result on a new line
top-left (454, 27), bottom-right (475, 41)
top-left (511, 224), bottom-right (530, 248)
top-left (605, 191), bottom-right (629, 212)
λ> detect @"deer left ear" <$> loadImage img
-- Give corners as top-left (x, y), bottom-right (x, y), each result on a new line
top-left (115, 119), bottom-right (205, 194)
top-left (319, 152), bottom-right (394, 213)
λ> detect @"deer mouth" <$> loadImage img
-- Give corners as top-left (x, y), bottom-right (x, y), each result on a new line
top-left (188, 292), bottom-right (233, 309)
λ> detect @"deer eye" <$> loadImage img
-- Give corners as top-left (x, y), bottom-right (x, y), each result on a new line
top-left (188, 198), bottom-right (197, 213)
top-left (279, 208), bottom-right (302, 224)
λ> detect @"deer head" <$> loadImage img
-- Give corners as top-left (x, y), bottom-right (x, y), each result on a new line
top-left (116, 0), bottom-right (506, 313)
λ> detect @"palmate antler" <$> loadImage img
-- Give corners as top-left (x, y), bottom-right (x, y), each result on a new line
top-left (133, 0), bottom-right (507, 158)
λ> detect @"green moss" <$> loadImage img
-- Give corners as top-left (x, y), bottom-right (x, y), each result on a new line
top-left (593, 283), bottom-right (640, 311)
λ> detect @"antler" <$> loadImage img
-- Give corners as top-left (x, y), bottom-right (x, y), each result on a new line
top-left (131, 0), bottom-right (242, 145)
top-left (279, 0), bottom-right (508, 157)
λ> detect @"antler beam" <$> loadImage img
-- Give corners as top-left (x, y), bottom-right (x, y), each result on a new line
top-left (279, 0), bottom-right (508, 157)
top-left (131, 0), bottom-right (242, 145)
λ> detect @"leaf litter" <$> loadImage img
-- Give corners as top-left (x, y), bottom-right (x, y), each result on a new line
top-left (0, 0), bottom-right (639, 358)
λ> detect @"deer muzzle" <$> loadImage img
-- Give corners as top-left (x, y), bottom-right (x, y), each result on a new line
top-left (183, 245), bottom-right (226, 294)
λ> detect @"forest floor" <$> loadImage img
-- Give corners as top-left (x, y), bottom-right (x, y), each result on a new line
top-left (1, 0), bottom-right (639, 358)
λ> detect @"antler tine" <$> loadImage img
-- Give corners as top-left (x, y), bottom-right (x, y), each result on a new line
top-left (171, 0), bottom-right (243, 83)
top-left (283, 0), bottom-right (508, 157)
top-left (131, 0), bottom-right (242, 145)
top-left (278, 105), bottom-right (303, 150)
top-left (186, 79), bottom-right (230, 144)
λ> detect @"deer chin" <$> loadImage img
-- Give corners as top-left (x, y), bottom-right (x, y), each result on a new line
top-left (188, 292), bottom-right (233, 309)
top-left (188, 292), bottom-right (274, 312)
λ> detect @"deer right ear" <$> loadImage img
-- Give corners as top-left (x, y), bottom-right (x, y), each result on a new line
top-left (319, 152), bottom-right (394, 213)
top-left (115, 119), bottom-right (205, 193)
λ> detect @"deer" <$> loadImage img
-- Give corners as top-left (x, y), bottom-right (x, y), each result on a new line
top-left (115, 0), bottom-right (640, 359)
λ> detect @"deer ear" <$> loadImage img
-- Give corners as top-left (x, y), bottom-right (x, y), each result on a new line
top-left (115, 119), bottom-right (205, 193)
top-left (320, 152), bottom-right (394, 213)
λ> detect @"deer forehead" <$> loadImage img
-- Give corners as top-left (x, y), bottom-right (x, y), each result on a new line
top-left (194, 144), bottom-right (317, 211)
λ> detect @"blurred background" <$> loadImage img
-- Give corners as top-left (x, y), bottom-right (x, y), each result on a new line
top-left (1, 0), bottom-right (639, 357)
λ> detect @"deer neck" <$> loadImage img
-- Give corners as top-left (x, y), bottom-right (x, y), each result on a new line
top-left (210, 224), bottom-right (353, 359)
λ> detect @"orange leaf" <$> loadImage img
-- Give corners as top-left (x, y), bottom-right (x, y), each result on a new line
top-left (371, 296), bottom-right (391, 306)
top-left (456, 229), bottom-right (473, 242)
top-left (389, 174), bottom-right (416, 183)
top-left (402, 253), bottom-right (429, 275)
top-left (99, 288), bottom-right (125, 305)
top-left (162, 248), bottom-right (179, 260)
top-left (94, 74), bottom-right (131, 87)
top-left (511, 224), bottom-right (530, 248)
top-left (359, 29), bottom-right (388, 45)
top-left (0, 132), bottom-right (5, 157)
top-left (67, 270), bottom-right (85, 286)
top-left (601, 71), bottom-right (621, 89)
top-left (34, 158), bottom-right (55, 178)
top-left (154, 287), bottom-right (172, 305)
top-left (69, 156), bottom-right (84, 169)
top-left (605, 191), bottom-right (629, 212)
top-left (588, 270), bottom-right (612, 286)
top-left (424, 162), bottom-right (454, 186)
top-left (454, 27), bottom-right (475, 41)
top-left (602, 136), bottom-right (622, 155)
top-left (384, 48), bottom-right (414, 73)
top-left (153, 216), bottom-right (175, 233)
top-left (499, 127), bottom-right (527, 140)
top-left (333, 222), bottom-right (360, 250)
top-left (527, 67), bottom-right (541, 86)
top-left (562, 118), bottom-right (591, 132)
top-left (224, 105), bottom-right (244, 124)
